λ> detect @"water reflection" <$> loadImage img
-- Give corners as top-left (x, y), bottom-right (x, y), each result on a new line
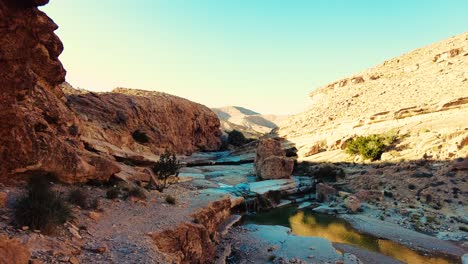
top-left (244, 207), bottom-right (453, 264)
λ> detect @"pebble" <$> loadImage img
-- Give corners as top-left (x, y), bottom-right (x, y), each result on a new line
top-left (69, 256), bottom-right (79, 264)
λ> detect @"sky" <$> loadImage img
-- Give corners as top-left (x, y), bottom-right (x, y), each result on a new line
top-left (41, 0), bottom-right (468, 115)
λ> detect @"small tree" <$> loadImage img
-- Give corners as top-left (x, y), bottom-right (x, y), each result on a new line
top-left (149, 150), bottom-right (180, 192)
top-left (227, 130), bottom-right (247, 147)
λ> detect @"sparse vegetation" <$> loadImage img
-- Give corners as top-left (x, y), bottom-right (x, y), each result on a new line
top-left (345, 131), bottom-right (398, 160)
top-left (15, 176), bottom-right (73, 232)
top-left (149, 150), bottom-right (181, 192)
top-left (293, 162), bottom-right (345, 182)
top-left (68, 188), bottom-right (88, 208)
top-left (106, 186), bottom-right (121, 199)
top-left (165, 195), bottom-right (176, 205)
top-left (227, 130), bottom-right (248, 147)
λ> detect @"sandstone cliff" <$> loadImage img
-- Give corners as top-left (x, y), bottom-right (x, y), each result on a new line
top-left (0, 0), bottom-right (117, 184)
top-left (0, 0), bottom-right (221, 184)
top-left (65, 87), bottom-right (222, 156)
top-left (278, 33), bottom-right (468, 162)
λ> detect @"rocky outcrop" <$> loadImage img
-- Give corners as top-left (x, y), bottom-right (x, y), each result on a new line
top-left (0, 1), bottom-right (221, 184)
top-left (278, 33), bottom-right (468, 163)
top-left (66, 88), bottom-right (221, 156)
top-left (0, 236), bottom-right (30, 264)
top-left (149, 198), bottom-right (231, 264)
top-left (212, 106), bottom-right (287, 138)
top-left (254, 139), bottom-right (294, 180)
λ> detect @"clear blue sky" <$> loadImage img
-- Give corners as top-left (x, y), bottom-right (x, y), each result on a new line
top-left (41, 0), bottom-right (468, 115)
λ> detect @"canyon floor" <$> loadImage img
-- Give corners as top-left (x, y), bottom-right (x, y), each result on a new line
top-left (1, 150), bottom-right (466, 264)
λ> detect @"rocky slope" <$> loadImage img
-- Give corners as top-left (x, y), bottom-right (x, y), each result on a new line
top-left (0, 0), bottom-right (221, 184)
top-left (278, 32), bottom-right (468, 162)
top-left (212, 106), bottom-right (287, 137)
top-left (65, 86), bottom-right (221, 156)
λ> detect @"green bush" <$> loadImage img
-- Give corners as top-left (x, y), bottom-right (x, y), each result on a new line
top-left (227, 130), bottom-right (248, 147)
top-left (106, 187), bottom-right (121, 199)
top-left (132, 129), bottom-right (149, 143)
top-left (345, 132), bottom-right (397, 160)
top-left (15, 176), bottom-right (73, 232)
top-left (68, 188), bottom-right (88, 208)
top-left (150, 150), bottom-right (180, 192)
top-left (165, 195), bottom-right (176, 205)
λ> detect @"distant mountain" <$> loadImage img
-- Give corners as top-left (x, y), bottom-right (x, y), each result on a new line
top-left (212, 106), bottom-right (288, 137)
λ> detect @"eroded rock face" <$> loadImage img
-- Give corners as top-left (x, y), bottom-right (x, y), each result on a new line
top-left (254, 139), bottom-right (294, 180)
top-left (0, 235), bottom-right (30, 264)
top-left (0, 0), bottom-right (117, 184)
top-left (0, 1), bottom-right (221, 184)
top-left (66, 88), bottom-right (222, 156)
top-left (149, 198), bottom-right (231, 264)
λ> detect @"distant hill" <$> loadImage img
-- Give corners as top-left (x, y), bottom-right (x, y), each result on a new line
top-left (212, 106), bottom-right (288, 137)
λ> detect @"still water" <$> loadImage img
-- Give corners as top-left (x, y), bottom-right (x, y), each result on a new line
top-left (244, 206), bottom-right (456, 264)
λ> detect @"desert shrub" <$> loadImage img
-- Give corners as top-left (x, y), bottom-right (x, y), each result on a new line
top-left (127, 186), bottom-right (147, 200)
top-left (15, 176), bottom-right (72, 231)
top-left (227, 130), bottom-right (248, 147)
top-left (68, 188), bottom-right (88, 208)
top-left (106, 187), bottom-right (121, 199)
top-left (314, 164), bottom-right (345, 182)
top-left (165, 195), bottom-right (176, 205)
top-left (150, 150), bottom-right (180, 192)
top-left (345, 132), bottom-right (397, 160)
top-left (132, 129), bottom-right (149, 144)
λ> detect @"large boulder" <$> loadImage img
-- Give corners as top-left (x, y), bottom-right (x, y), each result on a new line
top-left (0, 236), bottom-right (30, 264)
top-left (344, 195), bottom-right (361, 213)
top-left (254, 139), bottom-right (294, 180)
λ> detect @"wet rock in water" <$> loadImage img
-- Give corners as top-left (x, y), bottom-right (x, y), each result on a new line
top-left (0, 235), bottom-right (30, 264)
top-left (316, 183), bottom-right (337, 202)
top-left (255, 139), bottom-right (294, 180)
top-left (344, 195), bottom-right (361, 213)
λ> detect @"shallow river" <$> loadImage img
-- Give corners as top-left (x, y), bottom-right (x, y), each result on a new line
top-left (244, 206), bottom-right (456, 264)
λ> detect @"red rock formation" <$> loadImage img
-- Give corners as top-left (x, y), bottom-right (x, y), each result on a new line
top-left (0, 0), bottom-right (221, 184)
top-left (66, 88), bottom-right (221, 156)
top-left (0, 235), bottom-right (30, 264)
top-left (149, 198), bottom-right (231, 263)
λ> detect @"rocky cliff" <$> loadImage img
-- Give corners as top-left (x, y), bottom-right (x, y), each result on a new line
top-left (278, 33), bottom-right (468, 162)
top-left (0, 0), bottom-right (221, 184)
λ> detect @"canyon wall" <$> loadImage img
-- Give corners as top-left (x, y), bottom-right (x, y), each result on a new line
top-left (0, 0), bottom-right (221, 184)
top-left (278, 33), bottom-right (468, 162)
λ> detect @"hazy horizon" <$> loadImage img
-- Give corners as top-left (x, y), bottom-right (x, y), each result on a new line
top-left (41, 0), bottom-right (468, 115)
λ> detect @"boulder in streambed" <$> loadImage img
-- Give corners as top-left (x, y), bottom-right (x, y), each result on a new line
top-left (255, 139), bottom-right (294, 180)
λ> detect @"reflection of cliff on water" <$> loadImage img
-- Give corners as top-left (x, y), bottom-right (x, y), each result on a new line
top-left (244, 207), bottom-right (453, 264)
